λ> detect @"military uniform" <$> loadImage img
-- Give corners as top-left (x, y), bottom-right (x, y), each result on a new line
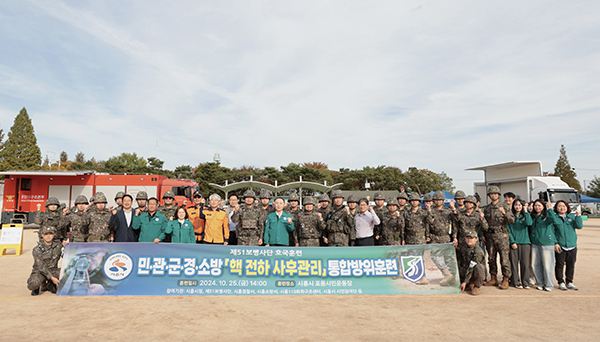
top-left (403, 208), bottom-right (433, 245)
top-left (482, 187), bottom-right (515, 287)
top-left (284, 206), bottom-right (300, 245)
top-left (428, 191), bottom-right (458, 285)
top-left (381, 210), bottom-right (404, 245)
top-left (82, 192), bottom-right (112, 242)
top-left (35, 197), bottom-right (64, 242)
top-left (59, 210), bottom-right (87, 242)
top-left (295, 210), bottom-right (325, 247)
top-left (27, 228), bottom-right (62, 294)
top-left (463, 233), bottom-right (486, 293)
top-left (135, 191), bottom-right (149, 214)
top-left (453, 196), bottom-right (488, 282)
top-left (325, 204), bottom-right (355, 246)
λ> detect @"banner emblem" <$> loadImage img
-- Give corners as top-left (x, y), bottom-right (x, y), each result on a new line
top-left (400, 255), bottom-right (425, 283)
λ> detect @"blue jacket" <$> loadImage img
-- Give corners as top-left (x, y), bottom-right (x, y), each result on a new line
top-left (264, 211), bottom-right (294, 246)
top-left (132, 212), bottom-right (168, 242)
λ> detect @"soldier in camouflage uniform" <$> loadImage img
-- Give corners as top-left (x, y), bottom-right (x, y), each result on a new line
top-left (460, 230), bottom-right (486, 295)
top-left (59, 195), bottom-right (89, 242)
top-left (284, 192), bottom-right (301, 246)
top-left (482, 186), bottom-right (515, 289)
top-left (452, 196), bottom-right (488, 283)
top-left (114, 191), bottom-right (125, 211)
top-left (157, 190), bottom-right (177, 243)
top-left (396, 191), bottom-right (409, 213)
top-left (231, 190), bottom-right (265, 246)
top-left (428, 191), bottom-right (457, 286)
top-left (402, 193), bottom-right (434, 284)
top-left (135, 191), bottom-right (149, 214)
top-left (381, 198), bottom-right (404, 245)
top-left (373, 192), bottom-right (386, 245)
top-left (82, 192), bottom-right (112, 242)
top-left (27, 226), bottom-right (62, 295)
top-left (316, 193), bottom-right (333, 246)
top-left (453, 190), bottom-right (467, 212)
top-left (294, 196), bottom-right (326, 247)
top-left (347, 195), bottom-right (359, 216)
top-left (35, 197), bottom-right (64, 243)
top-left (259, 189), bottom-right (275, 216)
top-left (325, 190), bottom-right (355, 246)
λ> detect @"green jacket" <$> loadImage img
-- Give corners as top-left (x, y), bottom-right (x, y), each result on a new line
top-left (548, 209), bottom-right (582, 248)
top-left (166, 219), bottom-right (196, 244)
top-left (132, 212), bottom-right (167, 242)
top-left (508, 212), bottom-right (532, 244)
top-left (530, 211), bottom-right (556, 246)
top-left (264, 211), bottom-right (294, 246)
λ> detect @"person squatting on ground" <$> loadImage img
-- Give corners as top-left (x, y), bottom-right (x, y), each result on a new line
top-left (27, 226), bottom-right (62, 296)
top-left (460, 230), bottom-right (486, 296)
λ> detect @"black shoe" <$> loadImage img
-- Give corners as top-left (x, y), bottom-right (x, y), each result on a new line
top-left (46, 282), bottom-right (57, 294)
top-left (31, 288), bottom-right (40, 296)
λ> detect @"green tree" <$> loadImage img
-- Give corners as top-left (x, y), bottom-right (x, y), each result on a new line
top-left (587, 176), bottom-right (600, 199)
top-left (0, 108), bottom-right (42, 170)
top-left (103, 152), bottom-right (147, 174)
top-left (75, 152), bottom-right (85, 163)
top-left (553, 145), bottom-right (582, 192)
top-left (174, 165), bottom-right (193, 179)
top-left (60, 151), bottom-right (68, 163)
top-left (193, 162), bottom-right (232, 196)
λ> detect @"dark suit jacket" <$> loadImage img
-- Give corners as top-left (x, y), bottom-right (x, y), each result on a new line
top-left (110, 209), bottom-right (138, 242)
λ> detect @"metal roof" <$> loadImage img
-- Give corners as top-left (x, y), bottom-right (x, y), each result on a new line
top-left (0, 170), bottom-right (97, 176)
top-left (465, 161), bottom-right (542, 171)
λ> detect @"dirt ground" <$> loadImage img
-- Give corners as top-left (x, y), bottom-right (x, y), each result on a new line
top-left (1, 221), bottom-right (600, 341)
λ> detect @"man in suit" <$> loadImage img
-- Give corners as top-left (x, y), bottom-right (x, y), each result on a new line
top-left (110, 193), bottom-right (138, 242)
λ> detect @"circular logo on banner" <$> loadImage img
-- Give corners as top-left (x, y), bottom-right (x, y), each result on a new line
top-left (103, 252), bottom-right (133, 281)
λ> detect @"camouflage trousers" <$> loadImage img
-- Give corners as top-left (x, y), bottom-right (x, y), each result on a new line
top-left (27, 268), bottom-right (60, 291)
top-left (237, 231), bottom-right (262, 246)
top-left (485, 231), bottom-right (511, 278)
top-left (468, 264), bottom-right (486, 287)
top-left (457, 239), bottom-right (468, 282)
top-left (329, 233), bottom-right (350, 247)
top-left (298, 238), bottom-right (320, 247)
top-left (430, 245), bottom-right (457, 275)
top-left (87, 235), bottom-right (110, 243)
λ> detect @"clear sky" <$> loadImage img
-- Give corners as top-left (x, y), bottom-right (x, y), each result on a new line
top-left (1, 1), bottom-right (599, 193)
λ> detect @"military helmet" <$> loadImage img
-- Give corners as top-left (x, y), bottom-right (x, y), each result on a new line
top-left (74, 195), bottom-right (89, 205)
top-left (319, 193), bottom-right (331, 203)
top-left (374, 192), bottom-right (385, 200)
top-left (136, 191), bottom-right (148, 200)
top-left (487, 186), bottom-right (501, 195)
top-left (465, 195), bottom-right (478, 204)
top-left (454, 190), bottom-right (466, 200)
top-left (347, 195), bottom-right (358, 203)
top-left (397, 192), bottom-right (409, 201)
top-left (45, 197), bottom-right (60, 207)
top-left (303, 196), bottom-right (316, 205)
top-left (243, 189), bottom-right (256, 198)
top-left (423, 193), bottom-right (433, 202)
top-left (288, 192), bottom-right (300, 201)
top-left (465, 230), bottom-right (478, 238)
top-left (115, 191), bottom-right (125, 200)
top-left (408, 193), bottom-right (421, 202)
top-left (433, 191), bottom-right (445, 200)
top-left (93, 192), bottom-right (108, 203)
top-left (331, 190), bottom-right (344, 199)
top-left (162, 190), bottom-right (175, 199)
top-left (40, 226), bottom-right (57, 234)
top-left (259, 189), bottom-right (271, 199)
top-left (387, 197), bottom-right (399, 206)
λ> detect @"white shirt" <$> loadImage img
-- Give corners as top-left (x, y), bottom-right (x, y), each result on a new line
top-left (124, 210), bottom-right (133, 227)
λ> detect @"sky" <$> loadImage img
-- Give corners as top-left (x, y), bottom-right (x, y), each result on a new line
top-left (1, 0), bottom-right (599, 193)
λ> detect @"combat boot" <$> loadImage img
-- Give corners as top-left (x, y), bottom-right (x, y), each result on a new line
top-left (499, 276), bottom-right (509, 290)
top-left (468, 281), bottom-right (474, 292)
top-left (471, 286), bottom-right (481, 295)
top-left (416, 277), bottom-right (429, 285)
top-left (439, 269), bottom-right (454, 286)
top-left (31, 288), bottom-right (40, 296)
top-left (483, 274), bottom-right (498, 286)
top-left (47, 282), bottom-right (57, 294)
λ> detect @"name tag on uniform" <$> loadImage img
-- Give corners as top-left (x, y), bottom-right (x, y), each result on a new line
top-left (184, 224), bottom-right (188, 227)
top-left (155, 218), bottom-right (160, 221)
top-left (469, 261), bottom-right (477, 268)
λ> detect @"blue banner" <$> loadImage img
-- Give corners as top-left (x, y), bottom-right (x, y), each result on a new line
top-left (57, 243), bottom-right (460, 296)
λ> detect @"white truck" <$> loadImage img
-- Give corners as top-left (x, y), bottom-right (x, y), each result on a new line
top-left (467, 161), bottom-right (583, 212)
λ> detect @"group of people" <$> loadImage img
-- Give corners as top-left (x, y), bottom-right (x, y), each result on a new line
top-left (27, 186), bottom-right (583, 297)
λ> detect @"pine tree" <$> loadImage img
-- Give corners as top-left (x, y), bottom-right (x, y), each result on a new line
top-left (0, 108), bottom-right (42, 170)
top-left (588, 176), bottom-right (600, 199)
top-left (553, 145), bottom-right (582, 192)
top-left (60, 151), bottom-right (68, 163)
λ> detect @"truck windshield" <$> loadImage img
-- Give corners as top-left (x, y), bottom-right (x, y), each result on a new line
top-left (549, 191), bottom-right (578, 203)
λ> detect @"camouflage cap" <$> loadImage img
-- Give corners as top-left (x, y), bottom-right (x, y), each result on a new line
top-left (454, 190), bottom-right (466, 200)
top-left (487, 186), bottom-right (501, 195)
top-left (259, 189), bottom-right (271, 199)
top-left (465, 195), bottom-right (478, 204)
top-left (408, 193), bottom-right (421, 202)
top-left (162, 190), bottom-right (175, 199)
top-left (433, 191), bottom-right (445, 200)
top-left (303, 196), bottom-right (316, 205)
top-left (93, 192), bottom-right (108, 203)
top-left (397, 192), bottom-right (409, 201)
top-left (374, 192), bottom-right (385, 200)
top-left (40, 226), bottom-right (56, 234)
top-left (347, 195), bottom-right (358, 203)
top-left (136, 191), bottom-right (149, 200)
top-left (243, 189), bottom-right (256, 198)
top-left (387, 197), bottom-right (399, 206)
top-left (319, 193), bottom-right (331, 203)
top-left (74, 195), bottom-right (89, 205)
top-left (465, 230), bottom-right (478, 238)
top-left (331, 190), bottom-right (344, 199)
top-left (45, 197), bottom-right (60, 207)
top-left (115, 191), bottom-right (125, 200)
top-left (288, 192), bottom-right (300, 201)
top-left (423, 193), bottom-right (433, 202)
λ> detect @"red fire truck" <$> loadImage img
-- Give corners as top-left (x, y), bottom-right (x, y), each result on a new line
top-left (0, 171), bottom-right (200, 225)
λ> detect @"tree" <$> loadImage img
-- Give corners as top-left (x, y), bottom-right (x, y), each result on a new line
top-left (75, 152), bottom-right (85, 163)
top-left (0, 108), bottom-right (42, 170)
top-left (553, 145), bottom-right (582, 192)
top-left (60, 151), bottom-right (68, 163)
top-left (0, 128), bottom-right (4, 151)
top-left (174, 165), bottom-right (193, 179)
top-left (587, 176), bottom-right (600, 199)
top-left (103, 153), bottom-right (147, 174)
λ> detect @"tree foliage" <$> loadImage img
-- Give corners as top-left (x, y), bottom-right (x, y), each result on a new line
top-left (0, 108), bottom-right (42, 170)
top-left (553, 145), bottom-right (582, 192)
top-left (587, 176), bottom-right (600, 199)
